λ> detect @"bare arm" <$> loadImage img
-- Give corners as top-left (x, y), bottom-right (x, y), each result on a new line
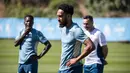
top-left (76, 38), bottom-right (95, 62)
top-left (102, 45), bottom-right (108, 65)
top-left (102, 45), bottom-right (108, 59)
top-left (66, 38), bottom-right (95, 66)
top-left (37, 41), bottom-right (52, 59)
top-left (14, 27), bottom-right (31, 47)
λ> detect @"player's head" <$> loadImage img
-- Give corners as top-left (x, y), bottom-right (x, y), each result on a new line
top-left (83, 15), bottom-right (94, 31)
top-left (24, 15), bottom-right (34, 29)
top-left (57, 3), bottom-right (74, 28)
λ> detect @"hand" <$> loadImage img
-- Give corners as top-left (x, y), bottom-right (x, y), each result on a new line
top-left (66, 58), bottom-right (78, 67)
top-left (31, 55), bottom-right (40, 60)
top-left (104, 60), bottom-right (108, 65)
top-left (25, 27), bottom-right (31, 35)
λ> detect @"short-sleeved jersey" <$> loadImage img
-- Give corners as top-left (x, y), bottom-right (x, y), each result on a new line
top-left (15, 28), bottom-right (48, 64)
top-left (83, 28), bottom-right (107, 65)
top-left (59, 22), bottom-right (88, 70)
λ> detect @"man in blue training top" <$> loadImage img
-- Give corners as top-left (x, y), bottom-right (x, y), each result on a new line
top-left (56, 4), bottom-right (95, 73)
top-left (14, 15), bottom-right (51, 73)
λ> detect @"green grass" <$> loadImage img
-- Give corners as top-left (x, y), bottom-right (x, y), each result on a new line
top-left (0, 39), bottom-right (130, 73)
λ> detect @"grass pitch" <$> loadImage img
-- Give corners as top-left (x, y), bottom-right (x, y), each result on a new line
top-left (0, 39), bottom-right (130, 73)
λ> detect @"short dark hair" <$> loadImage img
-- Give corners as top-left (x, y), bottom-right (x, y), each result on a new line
top-left (24, 15), bottom-right (34, 20)
top-left (58, 3), bottom-right (74, 15)
top-left (83, 15), bottom-right (93, 22)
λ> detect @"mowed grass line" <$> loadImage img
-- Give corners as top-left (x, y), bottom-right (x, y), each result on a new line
top-left (0, 39), bottom-right (130, 73)
top-left (104, 43), bottom-right (130, 73)
top-left (0, 39), bottom-right (61, 73)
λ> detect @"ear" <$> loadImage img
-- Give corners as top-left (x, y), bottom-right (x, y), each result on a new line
top-left (67, 14), bottom-right (71, 18)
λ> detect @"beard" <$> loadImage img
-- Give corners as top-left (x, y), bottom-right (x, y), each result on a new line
top-left (58, 20), bottom-right (67, 28)
top-left (59, 24), bottom-right (65, 28)
top-left (83, 24), bottom-right (89, 30)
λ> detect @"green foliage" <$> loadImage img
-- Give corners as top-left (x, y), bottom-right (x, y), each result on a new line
top-left (4, 0), bottom-right (80, 18)
top-left (5, 2), bottom-right (44, 18)
top-left (4, 0), bottom-right (130, 17)
top-left (84, 0), bottom-right (130, 17)
top-left (48, 0), bottom-right (79, 17)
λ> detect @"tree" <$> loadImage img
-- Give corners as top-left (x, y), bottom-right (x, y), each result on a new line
top-left (0, 0), bottom-right (5, 17)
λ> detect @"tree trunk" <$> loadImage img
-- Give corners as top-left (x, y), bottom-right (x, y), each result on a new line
top-left (0, 0), bottom-right (5, 17)
top-left (76, 0), bottom-right (88, 17)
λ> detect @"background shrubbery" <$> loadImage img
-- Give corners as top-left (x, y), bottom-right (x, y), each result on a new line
top-left (1, 0), bottom-right (130, 17)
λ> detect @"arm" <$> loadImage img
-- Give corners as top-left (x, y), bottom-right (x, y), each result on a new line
top-left (99, 32), bottom-right (108, 65)
top-left (102, 45), bottom-right (108, 65)
top-left (102, 45), bottom-right (108, 59)
top-left (66, 38), bottom-right (95, 66)
top-left (14, 27), bottom-right (31, 47)
top-left (37, 41), bottom-right (52, 59)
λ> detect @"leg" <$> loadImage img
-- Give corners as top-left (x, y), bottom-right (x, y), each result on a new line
top-left (58, 69), bottom-right (70, 73)
top-left (69, 64), bottom-right (83, 73)
top-left (83, 65), bottom-right (90, 73)
top-left (58, 64), bottom-right (83, 73)
top-left (24, 59), bottom-right (38, 73)
top-left (18, 64), bottom-right (25, 73)
top-left (90, 64), bottom-right (104, 73)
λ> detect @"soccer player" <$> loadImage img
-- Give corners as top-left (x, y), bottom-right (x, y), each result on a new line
top-left (14, 15), bottom-right (51, 73)
top-left (57, 4), bottom-right (95, 73)
top-left (82, 15), bottom-right (108, 73)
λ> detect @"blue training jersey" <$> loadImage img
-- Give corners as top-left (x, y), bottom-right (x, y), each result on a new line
top-left (15, 28), bottom-right (48, 64)
top-left (59, 22), bottom-right (88, 70)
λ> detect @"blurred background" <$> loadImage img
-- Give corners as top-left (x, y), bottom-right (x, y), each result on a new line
top-left (0, 0), bottom-right (130, 73)
top-left (0, 0), bottom-right (130, 17)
